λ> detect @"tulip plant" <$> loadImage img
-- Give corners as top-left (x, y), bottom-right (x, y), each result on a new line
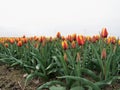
top-left (0, 28), bottom-right (120, 90)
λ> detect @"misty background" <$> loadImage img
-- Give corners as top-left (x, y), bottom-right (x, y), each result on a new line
top-left (0, 0), bottom-right (120, 37)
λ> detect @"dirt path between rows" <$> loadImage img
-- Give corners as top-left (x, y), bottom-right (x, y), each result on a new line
top-left (0, 64), bottom-right (42, 90)
top-left (0, 64), bottom-right (120, 90)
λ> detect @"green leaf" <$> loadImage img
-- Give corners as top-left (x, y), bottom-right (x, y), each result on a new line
top-left (81, 68), bottom-right (100, 81)
top-left (91, 44), bottom-right (104, 77)
top-left (37, 80), bottom-right (65, 90)
top-left (58, 76), bottom-right (101, 90)
top-left (95, 76), bottom-right (120, 87)
top-left (50, 86), bottom-right (66, 90)
top-left (46, 63), bottom-right (57, 70)
top-left (25, 73), bottom-right (36, 86)
top-left (11, 62), bottom-right (20, 66)
top-left (70, 86), bottom-right (84, 90)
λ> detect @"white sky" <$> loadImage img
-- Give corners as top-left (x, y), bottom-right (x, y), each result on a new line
top-left (0, 0), bottom-right (120, 37)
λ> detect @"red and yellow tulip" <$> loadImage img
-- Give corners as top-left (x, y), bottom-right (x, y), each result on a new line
top-left (77, 35), bottom-right (85, 45)
top-left (100, 27), bottom-right (108, 38)
top-left (17, 41), bottom-right (22, 47)
top-left (62, 40), bottom-right (68, 50)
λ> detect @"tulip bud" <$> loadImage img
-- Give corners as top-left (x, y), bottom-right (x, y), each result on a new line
top-left (111, 36), bottom-right (116, 44)
top-left (101, 48), bottom-right (106, 59)
top-left (91, 36), bottom-right (97, 43)
top-left (77, 35), bottom-right (85, 46)
top-left (62, 40), bottom-right (68, 50)
top-left (76, 52), bottom-right (80, 62)
top-left (64, 53), bottom-right (67, 62)
top-left (56, 32), bottom-right (61, 38)
top-left (4, 43), bottom-right (9, 48)
top-left (9, 38), bottom-right (15, 44)
top-left (67, 35), bottom-right (73, 42)
top-left (86, 36), bottom-right (91, 41)
top-left (72, 33), bottom-right (77, 41)
top-left (17, 41), bottom-right (22, 47)
top-left (113, 45), bottom-right (116, 53)
top-left (71, 41), bottom-right (76, 49)
top-left (100, 27), bottom-right (108, 38)
top-left (107, 38), bottom-right (111, 44)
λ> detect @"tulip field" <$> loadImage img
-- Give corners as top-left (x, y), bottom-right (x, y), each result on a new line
top-left (0, 28), bottom-right (120, 90)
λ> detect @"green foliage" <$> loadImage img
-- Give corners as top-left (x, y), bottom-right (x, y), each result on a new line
top-left (0, 36), bottom-right (120, 90)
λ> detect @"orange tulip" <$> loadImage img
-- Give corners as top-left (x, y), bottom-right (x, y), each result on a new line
top-left (9, 38), bottom-right (15, 44)
top-left (95, 35), bottom-right (100, 40)
top-left (101, 48), bottom-right (106, 59)
top-left (61, 36), bottom-right (65, 41)
top-left (56, 32), bottom-right (61, 38)
top-left (100, 27), bottom-right (108, 38)
top-left (72, 33), bottom-right (77, 41)
top-left (17, 41), bottom-right (22, 47)
top-left (23, 35), bottom-right (26, 38)
top-left (71, 41), bottom-right (76, 48)
top-left (111, 36), bottom-right (116, 44)
top-left (4, 43), bottom-right (9, 48)
top-left (62, 40), bottom-right (68, 50)
top-left (91, 36), bottom-right (96, 43)
top-left (86, 36), bottom-right (91, 41)
top-left (39, 36), bottom-right (46, 43)
top-left (77, 35), bottom-right (85, 45)
top-left (22, 38), bottom-right (27, 43)
top-left (107, 37), bottom-right (111, 44)
top-left (67, 35), bottom-right (73, 42)
top-left (34, 36), bottom-right (38, 41)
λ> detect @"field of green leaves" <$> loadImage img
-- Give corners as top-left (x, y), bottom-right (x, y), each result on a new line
top-left (0, 28), bottom-right (120, 90)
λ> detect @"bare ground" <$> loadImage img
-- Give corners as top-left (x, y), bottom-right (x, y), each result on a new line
top-left (0, 64), bottom-right (120, 90)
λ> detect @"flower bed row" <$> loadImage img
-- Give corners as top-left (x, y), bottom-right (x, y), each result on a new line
top-left (0, 28), bottom-right (120, 90)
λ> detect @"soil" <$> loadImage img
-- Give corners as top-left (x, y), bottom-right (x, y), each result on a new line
top-left (0, 64), bottom-right (44, 90)
top-left (0, 64), bottom-right (120, 90)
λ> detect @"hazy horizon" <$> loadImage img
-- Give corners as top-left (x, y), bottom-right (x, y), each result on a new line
top-left (0, 0), bottom-right (120, 37)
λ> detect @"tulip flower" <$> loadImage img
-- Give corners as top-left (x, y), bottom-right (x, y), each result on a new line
top-left (4, 43), bottom-right (8, 48)
top-left (34, 36), bottom-right (38, 41)
top-left (107, 37), bottom-right (111, 44)
top-left (17, 41), bottom-right (22, 47)
top-left (23, 35), bottom-right (26, 38)
top-left (71, 41), bottom-right (76, 49)
top-left (56, 32), bottom-right (61, 38)
top-left (77, 35), bottom-right (85, 46)
top-left (95, 35), bottom-right (100, 40)
top-left (9, 38), bottom-right (15, 44)
top-left (64, 53), bottom-right (67, 62)
top-left (111, 36), bottom-right (116, 44)
top-left (67, 35), bottom-right (73, 42)
top-left (61, 36), bottom-right (65, 40)
top-left (101, 48), bottom-right (106, 59)
top-left (100, 27), bottom-right (108, 38)
top-left (72, 33), bottom-right (77, 41)
top-left (76, 52), bottom-right (80, 62)
top-left (91, 36), bottom-right (97, 43)
top-left (62, 40), bottom-right (68, 50)
top-left (39, 36), bottom-right (46, 43)
top-left (86, 36), bottom-right (91, 41)
top-left (22, 38), bottom-right (27, 43)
